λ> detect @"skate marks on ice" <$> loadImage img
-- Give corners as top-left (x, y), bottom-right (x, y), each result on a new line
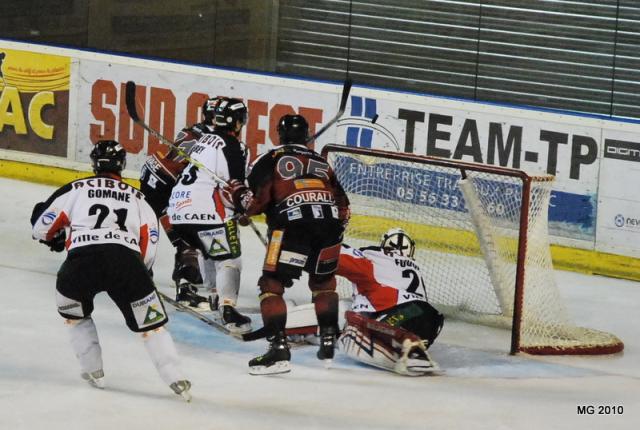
top-left (164, 306), bottom-right (605, 381)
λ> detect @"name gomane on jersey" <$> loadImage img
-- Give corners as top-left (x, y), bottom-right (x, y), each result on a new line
top-left (168, 132), bottom-right (247, 225)
top-left (31, 176), bottom-right (159, 268)
top-left (337, 245), bottom-right (428, 313)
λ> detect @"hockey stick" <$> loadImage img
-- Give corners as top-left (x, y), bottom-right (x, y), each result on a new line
top-left (305, 78), bottom-right (352, 144)
top-left (157, 290), bottom-right (245, 338)
top-left (124, 81), bottom-right (267, 246)
top-left (159, 289), bottom-right (312, 342)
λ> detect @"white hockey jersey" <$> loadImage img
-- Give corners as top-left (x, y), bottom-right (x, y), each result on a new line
top-left (168, 131), bottom-right (248, 225)
top-left (337, 244), bottom-right (428, 313)
top-left (31, 175), bottom-right (159, 269)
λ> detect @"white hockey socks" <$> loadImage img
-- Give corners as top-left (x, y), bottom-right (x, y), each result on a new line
top-left (66, 318), bottom-right (103, 378)
top-left (215, 257), bottom-right (242, 306)
top-left (142, 327), bottom-right (185, 386)
top-left (198, 252), bottom-right (217, 292)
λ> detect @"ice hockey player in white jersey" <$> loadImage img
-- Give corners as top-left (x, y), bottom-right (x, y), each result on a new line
top-left (167, 97), bottom-right (252, 333)
top-left (140, 97), bottom-right (220, 310)
top-left (31, 140), bottom-right (192, 401)
top-left (337, 228), bottom-right (444, 376)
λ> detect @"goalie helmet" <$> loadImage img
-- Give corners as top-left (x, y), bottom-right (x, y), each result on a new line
top-left (90, 140), bottom-right (126, 174)
top-left (277, 114), bottom-right (309, 145)
top-left (202, 97), bottom-right (221, 125)
top-left (380, 227), bottom-right (415, 258)
top-left (214, 97), bottom-right (247, 129)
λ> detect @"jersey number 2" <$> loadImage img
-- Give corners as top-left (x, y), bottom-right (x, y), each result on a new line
top-left (402, 269), bottom-right (426, 298)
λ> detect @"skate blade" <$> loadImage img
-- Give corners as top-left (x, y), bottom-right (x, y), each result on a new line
top-left (81, 373), bottom-right (105, 389)
top-left (249, 361), bottom-right (291, 376)
top-left (222, 321), bottom-right (253, 335)
top-left (322, 359), bottom-right (333, 369)
top-left (176, 301), bottom-right (211, 312)
top-left (179, 390), bottom-right (192, 402)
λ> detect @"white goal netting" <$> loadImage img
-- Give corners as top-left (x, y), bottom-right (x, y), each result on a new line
top-left (325, 145), bottom-right (623, 355)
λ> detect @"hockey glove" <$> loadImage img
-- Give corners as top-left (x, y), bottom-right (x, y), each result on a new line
top-left (223, 179), bottom-right (253, 213)
top-left (40, 229), bottom-right (66, 252)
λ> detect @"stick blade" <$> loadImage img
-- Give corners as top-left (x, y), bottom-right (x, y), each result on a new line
top-left (125, 81), bottom-right (140, 121)
top-left (339, 78), bottom-right (353, 112)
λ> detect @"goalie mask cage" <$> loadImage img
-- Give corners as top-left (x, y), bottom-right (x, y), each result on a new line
top-left (322, 144), bottom-right (623, 355)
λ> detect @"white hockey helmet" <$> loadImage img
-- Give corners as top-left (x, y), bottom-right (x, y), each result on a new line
top-left (380, 227), bottom-right (415, 258)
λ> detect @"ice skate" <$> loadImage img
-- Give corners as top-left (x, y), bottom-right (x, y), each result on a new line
top-left (170, 379), bottom-right (192, 402)
top-left (317, 326), bottom-right (337, 367)
top-left (219, 305), bottom-right (252, 334)
top-left (175, 280), bottom-right (208, 310)
top-left (208, 293), bottom-right (219, 311)
top-left (81, 369), bottom-right (105, 389)
top-left (249, 332), bottom-right (291, 375)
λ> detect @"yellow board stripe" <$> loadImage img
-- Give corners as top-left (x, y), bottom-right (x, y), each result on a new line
top-left (0, 159), bottom-right (140, 188)
top-left (3, 159), bottom-right (639, 282)
top-left (346, 213), bottom-right (640, 282)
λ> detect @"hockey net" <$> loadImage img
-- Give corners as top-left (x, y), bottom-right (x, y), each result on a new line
top-left (322, 144), bottom-right (623, 355)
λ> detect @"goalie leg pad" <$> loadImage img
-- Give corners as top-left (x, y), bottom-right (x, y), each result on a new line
top-left (339, 311), bottom-right (438, 376)
top-left (378, 301), bottom-right (444, 348)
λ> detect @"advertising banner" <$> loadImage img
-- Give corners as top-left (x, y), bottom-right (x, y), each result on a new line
top-left (75, 59), bottom-right (339, 171)
top-left (334, 92), bottom-right (601, 244)
top-left (0, 48), bottom-right (70, 157)
top-left (596, 129), bottom-right (640, 257)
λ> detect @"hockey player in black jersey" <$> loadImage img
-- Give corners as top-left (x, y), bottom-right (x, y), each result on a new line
top-left (32, 140), bottom-right (192, 401)
top-left (226, 114), bottom-right (351, 374)
top-left (140, 97), bottom-right (220, 310)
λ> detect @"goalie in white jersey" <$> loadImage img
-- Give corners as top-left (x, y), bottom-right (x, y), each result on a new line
top-left (337, 228), bottom-right (444, 376)
top-left (31, 140), bottom-right (191, 401)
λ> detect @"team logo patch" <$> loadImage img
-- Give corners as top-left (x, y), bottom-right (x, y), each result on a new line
top-left (131, 291), bottom-right (166, 329)
top-left (294, 178), bottom-right (325, 189)
top-left (287, 208), bottom-right (303, 221)
top-left (149, 228), bottom-right (160, 244)
top-left (312, 205), bottom-right (324, 219)
top-left (278, 250), bottom-right (308, 267)
top-left (42, 211), bottom-right (57, 225)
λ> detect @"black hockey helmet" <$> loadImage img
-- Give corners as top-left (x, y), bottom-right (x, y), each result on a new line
top-left (202, 97), bottom-right (221, 125)
top-left (90, 140), bottom-right (126, 174)
top-left (214, 97), bottom-right (247, 129)
top-left (277, 114), bottom-right (309, 145)
top-left (381, 227), bottom-right (416, 258)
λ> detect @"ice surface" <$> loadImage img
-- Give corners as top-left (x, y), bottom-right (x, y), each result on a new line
top-left (1, 177), bottom-right (638, 430)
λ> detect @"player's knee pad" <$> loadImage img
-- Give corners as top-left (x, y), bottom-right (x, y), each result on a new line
top-left (140, 326), bottom-right (166, 338)
top-left (309, 273), bottom-right (337, 295)
top-left (258, 274), bottom-right (286, 299)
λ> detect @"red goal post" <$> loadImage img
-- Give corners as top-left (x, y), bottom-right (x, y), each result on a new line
top-left (322, 144), bottom-right (623, 355)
